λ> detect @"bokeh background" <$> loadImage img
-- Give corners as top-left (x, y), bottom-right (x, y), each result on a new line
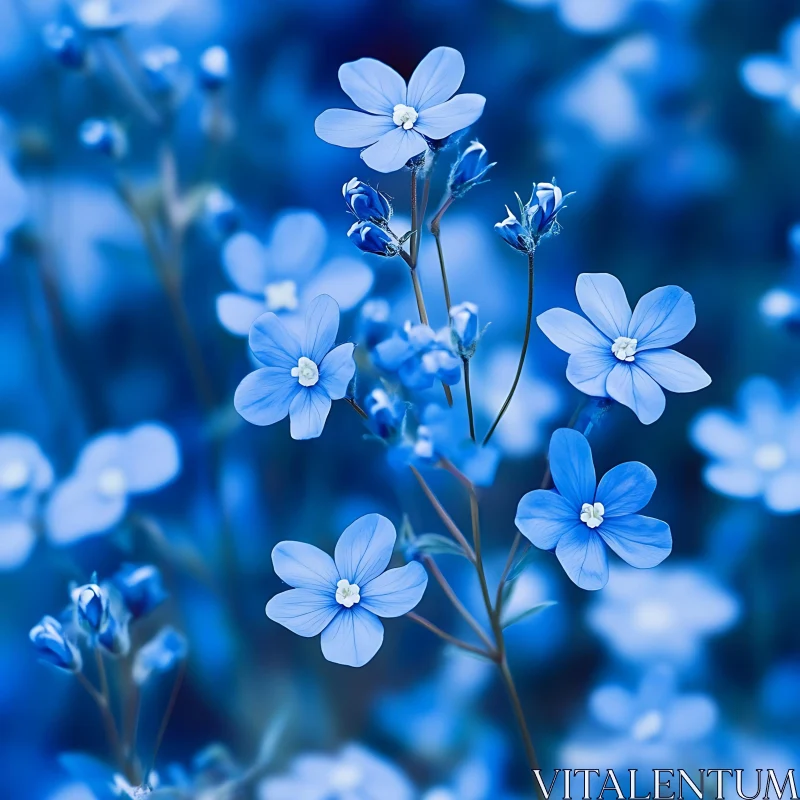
top-left (2, 0), bottom-right (800, 797)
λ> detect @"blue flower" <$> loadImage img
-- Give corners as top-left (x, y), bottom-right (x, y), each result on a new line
top-left (72, 0), bottom-right (178, 33)
top-left (140, 45), bottom-right (182, 96)
top-left (79, 119), bottom-right (128, 159)
top-left (449, 301), bottom-right (480, 358)
top-left (235, 295), bottom-right (356, 440)
top-left (315, 47), bottom-right (486, 173)
top-left (43, 24), bottom-right (87, 70)
top-left (343, 178), bottom-right (392, 224)
top-left (111, 563), bottom-right (168, 619)
top-left (495, 182), bottom-right (574, 252)
top-left (538, 273), bottom-right (711, 424)
top-left (690, 377), bottom-right (800, 514)
top-left (347, 220), bottom-right (399, 257)
top-left (373, 323), bottom-right (461, 390)
top-left (217, 210), bottom-right (373, 336)
top-left (203, 188), bottom-right (240, 239)
top-left (266, 514), bottom-right (427, 667)
top-left (30, 615), bottom-right (82, 673)
top-left (74, 582), bottom-right (110, 635)
top-left (45, 422), bottom-right (181, 545)
top-left (741, 19), bottom-right (800, 112)
top-left (760, 287), bottom-right (800, 334)
top-left (515, 428), bottom-right (671, 590)
top-left (133, 626), bottom-right (188, 685)
top-left (198, 46), bottom-right (230, 91)
top-left (364, 388), bottom-right (406, 443)
top-left (449, 141), bottom-right (495, 198)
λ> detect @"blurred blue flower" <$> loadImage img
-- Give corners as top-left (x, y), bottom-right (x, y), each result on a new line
top-left (587, 564), bottom-right (740, 665)
top-left (110, 564), bottom-right (167, 619)
top-left (29, 615), bottom-right (82, 673)
top-left (45, 422), bottom-right (180, 545)
top-left (203, 188), bottom-right (240, 239)
top-left (495, 182), bottom-right (574, 253)
top-left (266, 514), bottom-right (427, 667)
top-left (79, 119), bottom-right (128, 159)
top-left (448, 141), bottom-right (495, 198)
top-left (760, 287), bottom-right (800, 333)
top-left (516, 428), bottom-right (671, 590)
top-left (691, 377), bottom-right (800, 513)
top-left (234, 294), bottom-right (356, 440)
top-left (364, 387), bottom-right (406, 443)
top-left (259, 743), bottom-right (415, 799)
top-left (449, 301), bottom-right (480, 358)
top-left (538, 273), bottom-right (711, 424)
top-left (42, 24), bottom-right (87, 70)
top-left (72, 0), bottom-right (179, 33)
top-left (347, 220), bottom-right (399, 256)
top-left (373, 322), bottom-right (461, 390)
top-left (741, 19), bottom-right (800, 112)
top-left (140, 45), bottom-right (182, 96)
top-left (358, 298), bottom-right (392, 349)
top-left (315, 47), bottom-right (485, 173)
top-left (198, 46), bottom-right (230, 91)
top-left (343, 178), bottom-right (392, 224)
top-left (217, 210), bottom-right (373, 336)
top-left (133, 626), bottom-right (187, 685)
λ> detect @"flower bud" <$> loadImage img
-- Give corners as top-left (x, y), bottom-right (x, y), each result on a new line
top-left (358, 299), bottom-right (392, 349)
top-left (199, 46), bottom-right (230, 91)
top-left (141, 45), bottom-right (182, 96)
top-left (365, 388), bottom-right (405, 442)
top-left (342, 178), bottom-right (392, 224)
top-left (495, 206), bottom-right (530, 253)
top-left (347, 220), bottom-right (398, 257)
top-left (449, 302), bottom-right (480, 358)
top-left (97, 610), bottom-right (131, 657)
top-left (133, 626), bottom-right (188, 685)
top-left (525, 181), bottom-right (574, 242)
top-left (448, 141), bottom-right (495, 198)
top-left (43, 24), bottom-right (87, 70)
top-left (760, 287), bottom-right (800, 334)
top-left (204, 188), bottom-right (240, 238)
top-left (111, 564), bottom-right (167, 619)
top-left (30, 615), bottom-right (82, 673)
top-left (79, 119), bottom-right (127, 159)
top-left (75, 583), bottom-right (110, 635)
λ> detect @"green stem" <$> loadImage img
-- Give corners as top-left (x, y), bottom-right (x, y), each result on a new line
top-left (463, 358), bottom-right (476, 442)
top-left (81, 654), bottom-right (128, 779)
top-left (148, 661), bottom-right (186, 777)
top-left (346, 397), bottom-right (368, 419)
top-left (430, 193), bottom-right (454, 316)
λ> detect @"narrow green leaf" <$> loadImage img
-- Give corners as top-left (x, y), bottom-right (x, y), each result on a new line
top-left (501, 600), bottom-right (557, 630)
top-left (413, 533), bottom-right (469, 560)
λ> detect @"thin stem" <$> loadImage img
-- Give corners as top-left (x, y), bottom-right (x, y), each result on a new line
top-left (346, 397), bottom-right (368, 419)
top-left (410, 168), bottom-right (419, 264)
top-left (430, 194), bottom-right (455, 235)
top-left (463, 358), bottom-right (476, 442)
top-left (410, 264), bottom-right (430, 326)
top-left (482, 249), bottom-right (536, 446)
top-left (407, 612), bottom-right (494, 660)
top-left (148, 662), bottom-right (186, 776)
top-left (414, 170), bottom-right (432, 264)
top-left (80, 657), bottom-right (127, 778)
top-left (433, 232), bottom-right (452, 313)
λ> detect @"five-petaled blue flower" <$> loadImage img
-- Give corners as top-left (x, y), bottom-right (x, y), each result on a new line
top-left (537, 273), bottom-right (711, 424)
top-left (234, 294), bottom-right (357, 440)
top-left (515, 428), bottom-right (671, 590)
top-left (266, 514), bottom-right (428, 667)
top-left (315, 47), bottom-right (486, 173)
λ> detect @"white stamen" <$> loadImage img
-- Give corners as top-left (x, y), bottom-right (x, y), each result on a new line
top-left (580, 501), bottom-right (605, 529)
top-left (335, 578), bottom-right (361, 608)
top-left (291, 356), bottom-right (319, 387)
top-left (753, 443), bottom-right (788, 472)
top-left (97, 467), bottom-right (127, 498)
top-left (632, 710), bottom-right (664, 742)
top-left (0, 459), bottom-right (30, 492)
top-left (611, 336), bottom-right (638, 362)
top-left (264, 280), bottom-right (298, 312)
top-left (329, 763), bottom-right (362, 791)
top-left (392, 103), bottom-right (419, 130)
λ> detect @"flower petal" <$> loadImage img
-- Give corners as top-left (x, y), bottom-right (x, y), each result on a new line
top-left (690, 410), bottom-right (751, 460)
top-left (628, 286), bottom-right (696, 350)
top-left (407, 47), bottom-right (465, 111)
top-left (548, 428), bottom-right (596, 510)
top-left (0, 520), bottom-right (36, 570)
top-left (335, 513), bottom-right (396, 586)
top-left (300, 256), bottom-right (374, 311)
top-left (319, 343), bottom-right (356, 400)
top-left (567, 349), bottom-right (615, 396)
top-left (320, 606), bottom-right (384, 667)
top-left (738, 376), bottom-right (784, 438)
top-left (360, 128), bottom-right (427, 174)
top-left (555, 526), bottom-right (609, 590)
top-left (704, 464), bottom-right (762, 498)
top-left (537, 307), bottom-right (611, 354)
top-left (272, 540), bottom-right (339, 591)
top-left (360, 562), bottom-right (428, 617)
top-left (575, 273), bottom-right (632, 340)
top-left (46, 476), bottom-right (127, 545)
top-left (303, 294), bottom-right (340, 363)
top-left (606, 363), bottom-right (666, 425)
top-left (268, 211), bottom-right (327, 278)
top-left (121, 423), bottom-right (180, 493)
top-left (635, 349), bottom-right (711, 393)
top-left (598, 514), bottom-right (672, 568)
top-left (266, 588), bottom-right (339, 637)
top-left (595, 462), bottom-right (657, 517)
top-left (414, 94), bottom-right (486, 140)
top-left (314, 109), bottom-right (396, 148)
top-left (216, 292), bottom-right (265, 337)
top-left (222, 232), bottom-right (269, 294)
top-left (234, 367), bottom-right (298, 427)
top-left (76, 432), bottom-right (122, 475)
top-left (740, 56), bottom-right (791, 99)
top-left (338, 57), bottom-right (407, 115)
top-left (515, 489), bottom-right (580, 550)
top-left (249, 312), bottom-right (303, 369)
top-left (288, 388), bottom-right (332, 440)
top-left (765, 470), bottom-right (800, 513)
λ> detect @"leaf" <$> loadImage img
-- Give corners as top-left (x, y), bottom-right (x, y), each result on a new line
top-left (501, 601), bottom-right (557, 630)
top-left (256, 706), bottom-right (291, 768)
top-left (505, 547), bottom-right (537, 585)
top-left (413, 533), bottom-right (470, 560)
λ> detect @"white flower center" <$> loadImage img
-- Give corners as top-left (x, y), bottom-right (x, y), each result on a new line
top-left (632, 710), bottom-right (664, 742)
top-left (264, 280), bottom-right (298, 312)
top-left (392, 103), bottom-right (419, 130)
top-left (291, 356), bottom-right (319, 387)
top-left (611, 336), bottom-right (638, 362)
top-left (329, 763), bottom-right (362, 791)
top-left (632, 599), bottom-right (675, 633)
top-left (753, 443), bottom-right (788, 472)
top-left (580, 501), bottom-right (605, 529)
top-left (0, 459), bottom-right (30, 491)
top-left (97, 467), bottom-right (127, 498)
top-left (335, 578), bottom-right (361, 608)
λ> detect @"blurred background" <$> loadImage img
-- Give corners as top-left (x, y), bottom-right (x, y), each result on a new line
top-left (2, 0), bottom-right (800, 797)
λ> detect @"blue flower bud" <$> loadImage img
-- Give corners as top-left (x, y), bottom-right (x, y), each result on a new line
top-left (141, 45), bottom-right (182, 96)
top-left (347, 220), bottom-right (398, 257)
top-left (97, 609), bottom-right (131, 657)
top-left (449, 302), bottom-right (480, 358)
top-left (43, 24), bottom-right (87, 70)
top-left (412, 425), bottom-right (437, 464)
top-left (111, 564), bottom-right (168, 619)
top-left (365, 388), bottom-right (405, 442)
top-left (199, 46), bottom-right (230, 91)
top-left (79, 119), bottom-right (127, 159)
top-left (30, 615), bottom-right (82, 672)
top-left (75, 583), bottom-right (110, 635)
top-left (204, 188), bottom-right (240, 238)
top-left (342, 178), bottom-right (392, 224)
top-left (760, 287), bottom-right (800, 334)
top-left (495, 206), bottom-right (530, 253)
top-left (496, 180), bottom-right (574, 253)
top-left (358, 299), bottom-right (392, 349)
top-left (448, 141), bottom-right (495, 198)
top-left (133, 626), bottom-right (188, 685)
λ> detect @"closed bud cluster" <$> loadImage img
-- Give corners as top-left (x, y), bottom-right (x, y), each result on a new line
top-left (495, 180), bottom-right (574, 253)
top-left (448, 141), bottom-right (495, 198)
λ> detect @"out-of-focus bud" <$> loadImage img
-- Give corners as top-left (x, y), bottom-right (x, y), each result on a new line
top-left (204, 188), bottom-right (240, 239)
top-left (97, 609), bottom-right (131, 657)
top-left (111, 564), bottom-right (167, 619)
top-left (141, 45), bottom-right (182, 96)
top-left (79, 119), bottom-right (127, 159)
top-left (449, 301), bottom-right (480, 358)
top-left (199, 46), bottom-right (230, 91)
top-left (133, 626), bottom-right (188, 685)
top-left (760, 287), bottom-right (800, 334)
top-left (448, 141), bottom-right (495, 198)
top-left (30, 615), bottom-right (82, 673)
top-left (365, 388), bottom-right (405, 442)
top-left (494, 206), bottom-right (530, 253)
top-left (43, 24), bottom-right (87, 70)
top-left (75, 582), bottom-right (110, 635)
top-left (412, 425), bottom-right (437, 463)
top-left (342, 178), bottom-right (392, 224)
top-left (347, 220), bottom-right (398, 257)
top-left (358, 298), bottom-right (392, 349)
